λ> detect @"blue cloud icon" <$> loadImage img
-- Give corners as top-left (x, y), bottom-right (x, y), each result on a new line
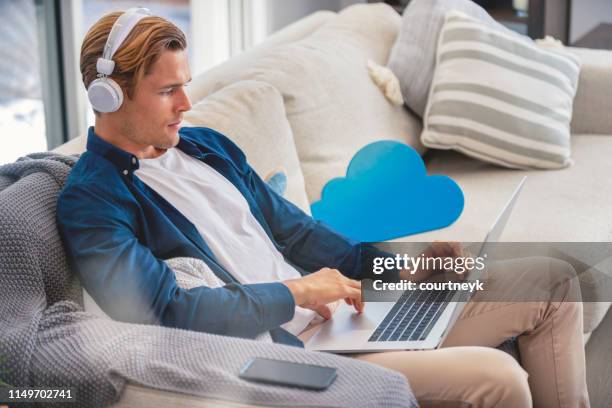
top-left (310, 141), bottom-right (464, 242)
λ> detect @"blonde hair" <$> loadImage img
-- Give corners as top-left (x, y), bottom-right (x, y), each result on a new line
top-left (80, 11), bottom-right (187, 113)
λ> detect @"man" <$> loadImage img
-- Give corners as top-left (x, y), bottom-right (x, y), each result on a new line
top-left (57, 10), bottom-right (589, 408)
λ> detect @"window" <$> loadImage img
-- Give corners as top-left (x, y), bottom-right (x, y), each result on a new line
top-left (0, 0), bottom-right (47, 165)
top-left (0, 0), bottom-right (267, 165)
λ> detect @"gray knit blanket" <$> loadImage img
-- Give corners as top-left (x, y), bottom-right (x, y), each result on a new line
top-left (0, 152), bottom-right (417, 408)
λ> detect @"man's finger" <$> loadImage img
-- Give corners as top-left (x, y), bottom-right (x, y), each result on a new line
top-left (345, 278), bottom-right (361, 290)
top-left (354, 297), bottom-right (365, 313)
top-left (315, 304), bottom-right (332, 320)
top-left (344, 286), bottom-right (362, 301)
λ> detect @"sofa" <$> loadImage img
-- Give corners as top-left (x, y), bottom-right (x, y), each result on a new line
top-left (52, 3), bottom-right (612, 407)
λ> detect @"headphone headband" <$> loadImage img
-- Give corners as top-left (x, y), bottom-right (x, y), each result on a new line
top-left (97, 7), bottom-right (151, 75)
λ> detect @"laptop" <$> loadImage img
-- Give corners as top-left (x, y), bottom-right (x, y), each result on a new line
top-left (306, 176), bottom-right (527, 353)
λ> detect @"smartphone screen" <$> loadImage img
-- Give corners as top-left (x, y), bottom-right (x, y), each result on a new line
top-left (239, 358), bottom-right (337, 390)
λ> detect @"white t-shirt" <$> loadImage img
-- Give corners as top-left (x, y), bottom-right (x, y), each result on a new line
top-left (135, 147), bottom-right (316, 335)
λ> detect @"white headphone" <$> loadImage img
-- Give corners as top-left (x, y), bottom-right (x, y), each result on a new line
top-left (87, 7), bottom-right (152, 113)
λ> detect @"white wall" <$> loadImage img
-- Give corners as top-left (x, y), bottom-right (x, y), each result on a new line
top-left (570, 0), bottom-right (612, 43)
top-left (266, 0), bottom-right (612, 45)
top-left (339, 0), bottom-right (366, 11)
top-left (266, 0), bottom-right (338, 33)
top-left (265, 0), bottom-right (365, 33)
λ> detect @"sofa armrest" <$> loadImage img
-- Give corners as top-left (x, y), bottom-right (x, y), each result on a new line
top-left (568, 47), bottom-right (612, 135)
top-left (26, 303), bottom-right (416, 408)
top-left (51, 133), bottom-right (86, 155)
top-left (110, 383), bottom-right (269, 408)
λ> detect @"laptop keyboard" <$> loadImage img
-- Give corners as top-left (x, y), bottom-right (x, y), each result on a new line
top-left (368, 289), bottom-right (456, 342)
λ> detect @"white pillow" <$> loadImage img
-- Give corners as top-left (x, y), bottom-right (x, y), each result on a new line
top-left (388, 0), bottom-right (517, 117)
top-left (204, 4), bottom-right (424, 202)
top-left (422, 11), bottom-right (581, 169)
top-left (183, 80), bottom-right (311, 213)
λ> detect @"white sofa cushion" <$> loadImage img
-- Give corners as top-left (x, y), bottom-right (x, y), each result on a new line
top-left (204, 4), bottom-right (424, 202)
top-left (408, 135), bottom-right (612, 243)
top-left (422, 11), bottom-right (581, 169)
top-left (183, 80), bottom-right (311, 214)
top-left (186, 11), bottom-right (336, 104)
top-left (568, 47), bottom-right (612, 136)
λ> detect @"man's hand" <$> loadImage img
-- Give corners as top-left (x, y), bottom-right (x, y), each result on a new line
top-left (399, 241), bottom-right (471, 282)
top-left (282, 268), bottom-right (364, 319)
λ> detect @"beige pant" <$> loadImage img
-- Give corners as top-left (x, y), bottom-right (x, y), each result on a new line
top-left (299, 257), bottom-right (589, 408)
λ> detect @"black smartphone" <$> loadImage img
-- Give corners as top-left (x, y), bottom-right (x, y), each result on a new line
top-left (239, 358), bottom-right (337, 390)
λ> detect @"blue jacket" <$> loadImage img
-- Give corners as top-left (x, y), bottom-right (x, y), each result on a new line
top-left (57, 127), bottom-right (394, 347)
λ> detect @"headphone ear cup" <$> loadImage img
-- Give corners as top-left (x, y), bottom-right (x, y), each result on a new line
top-left (87, 77), bottom-right (124, 113)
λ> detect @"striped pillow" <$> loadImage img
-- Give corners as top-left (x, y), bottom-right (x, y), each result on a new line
top-left (422, 11), bottom-right (581, 169)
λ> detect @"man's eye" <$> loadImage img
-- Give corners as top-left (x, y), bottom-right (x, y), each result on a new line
top-left (160, 89), bottom-right (173, 95)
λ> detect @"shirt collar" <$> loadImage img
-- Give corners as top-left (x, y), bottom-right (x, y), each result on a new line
top-left (86, 126), bottom-right (229, 176)
top-left (86, 127), bottom-right (140, 176)
top-left (176, 134), bottom-right (203, 158)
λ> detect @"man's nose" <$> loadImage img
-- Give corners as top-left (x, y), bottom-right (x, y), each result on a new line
top-left (176, 87), bottom-right (192, 112)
